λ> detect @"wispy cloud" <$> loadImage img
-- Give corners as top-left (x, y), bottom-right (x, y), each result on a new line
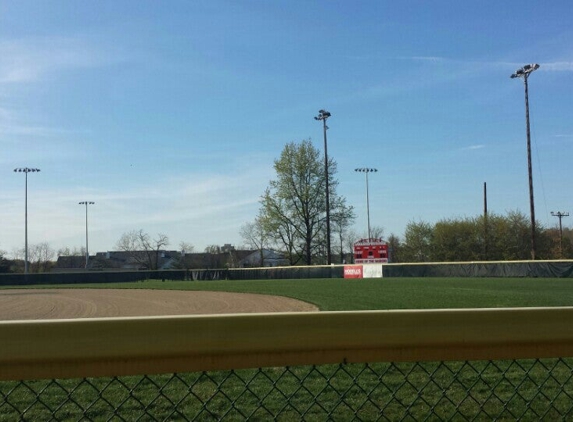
top-left (1, 159), bottom-right (272, 255)
top-left (465, 144), bottom-right (485, 150)
top-left (541, 62), bottom-right (573, 71)
top-left (405, 56), bottom-right (448, 63)
top-left (0, 37), bottom-right (121, 84)
top-left (399, 56), bottom-right (573, 73)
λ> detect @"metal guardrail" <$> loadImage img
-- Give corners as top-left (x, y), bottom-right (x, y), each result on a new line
top-left (2, 308), bottom-right (573, 420)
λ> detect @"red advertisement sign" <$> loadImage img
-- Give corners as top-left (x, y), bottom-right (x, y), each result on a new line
top-left (344, 265), bottom-right (363, 279)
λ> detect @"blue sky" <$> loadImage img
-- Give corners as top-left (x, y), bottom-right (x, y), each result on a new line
top-left (1, 0), bottom-right (572, 256)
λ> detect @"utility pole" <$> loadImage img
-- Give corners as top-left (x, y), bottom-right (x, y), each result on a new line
top-left (551, 211), bottom-right (569, 258)
top-left (484, 182), bottom-right (488, 260)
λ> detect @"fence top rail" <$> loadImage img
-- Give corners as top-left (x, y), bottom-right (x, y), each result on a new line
top-left (2, 307), bottom-right (573, 381)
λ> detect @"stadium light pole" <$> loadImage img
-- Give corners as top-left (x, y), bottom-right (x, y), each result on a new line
top-left (315, 109), bottom-right (332, 264)
top-left (511, 63), bottom-right (540, 260)
top-left (551, 211), bottom-right (569, 258)
top-left (79, 201), bottom-right (95, 268)
top-left (14, 167), bottom-right (41, 274)
top-left (355, 168), bottom-right (378, 240)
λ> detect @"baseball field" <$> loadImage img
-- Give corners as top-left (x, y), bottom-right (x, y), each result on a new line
top-left (2, 277), bottom-right (573, 319)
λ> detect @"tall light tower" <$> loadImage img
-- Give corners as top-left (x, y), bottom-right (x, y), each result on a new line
top-left (315, 109), bottom-right (332, 264)
top-left (355, 168), bottom-right (378, 240)
top-left (79, 201), bottom-right (95, 268)
top-left (511, 63), bottom-right (540, 260)
top-left (551, 211), bottom-right (569, 258)
top-left (14, 167), bottom-right (41, 274)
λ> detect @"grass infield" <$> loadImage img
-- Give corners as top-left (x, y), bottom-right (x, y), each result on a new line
top-left (20, 277), bottom-right (573, 311)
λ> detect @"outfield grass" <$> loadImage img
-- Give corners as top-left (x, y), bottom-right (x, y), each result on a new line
top-left (19, 277), bottom-right (573, 311)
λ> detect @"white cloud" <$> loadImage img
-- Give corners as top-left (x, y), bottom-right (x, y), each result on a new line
top-left (541, 62), bottom-right (573, 71)
top-left (406, 56), bottom-right (447, 63)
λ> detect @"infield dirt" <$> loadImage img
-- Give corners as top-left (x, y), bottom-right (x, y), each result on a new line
top-left (0, 289), bottom-right (319, 320)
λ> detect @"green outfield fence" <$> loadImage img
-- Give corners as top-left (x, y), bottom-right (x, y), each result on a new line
top-left (2, 308), bottom-right (573, 420)
top-left (1, 259), bottom-right (573, 286)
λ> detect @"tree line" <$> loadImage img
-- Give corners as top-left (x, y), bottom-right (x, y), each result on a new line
top-left (387, 211), bottom-right (573, 263)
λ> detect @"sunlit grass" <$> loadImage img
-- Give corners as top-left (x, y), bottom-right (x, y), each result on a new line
top-left (13, 277), bottom-right (573, 311)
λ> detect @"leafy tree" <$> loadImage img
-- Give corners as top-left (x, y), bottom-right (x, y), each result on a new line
top-left (432, 217), bottom-right (482, 262)
top-left (116, 229), bottom-right (170, 270)
top-left (259, 139), bottom-right (354, 265)
top-left (261, 192), bottom-right (301, 265)
top-left (562, 228), bottom-right (573, 259)
top-left (386, 233), bottom-right (402, 263)
top-left (401, 220), bottom-right (434, 262)
top-left (397, 211), bottom-right (561, 263)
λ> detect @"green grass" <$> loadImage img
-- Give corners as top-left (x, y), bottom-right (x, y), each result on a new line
top-left (16, 277), bottom-right (573, 311)
top-left (2, 360), bottom-right (570, 421)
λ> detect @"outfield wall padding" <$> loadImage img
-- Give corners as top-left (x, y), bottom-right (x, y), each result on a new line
top-left (228, 266), bottom-right (343, 280)
top-left (1, 261), bottom-right (573, 286)
top-left (382, 261), bottom-right (573, 278)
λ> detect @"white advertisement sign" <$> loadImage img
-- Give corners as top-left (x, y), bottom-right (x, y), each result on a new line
top-left (362, 264), bottom-right (383, 278)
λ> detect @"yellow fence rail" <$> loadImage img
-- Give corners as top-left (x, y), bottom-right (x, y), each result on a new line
top-left (2, 307), bottom-right (573, 381)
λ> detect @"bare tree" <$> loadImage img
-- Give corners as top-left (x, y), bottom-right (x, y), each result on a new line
top-left (204, 245), bottom-right (220, 254)
top-left (179, 242), bottom-right (194, 255)
top-left (116, 229), bottom-right (170, 270)
top-left (331, 197), bottom-right (356, 264)
top-left (175, 241), bottom-right (195, 269)
top-left (0, 247), bottom-right (9, 273)
top-left (240, 216), bottom-right (269, 266)
top-left (57, 246), bottom-right (86, 257)
top-left (28, 242), bottom-right (55, 273)
top-left (369, 225), bottom-right (385, 240)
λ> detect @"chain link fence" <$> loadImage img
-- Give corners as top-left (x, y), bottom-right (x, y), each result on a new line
top-left (2, 358), bottom-right (573, 421)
